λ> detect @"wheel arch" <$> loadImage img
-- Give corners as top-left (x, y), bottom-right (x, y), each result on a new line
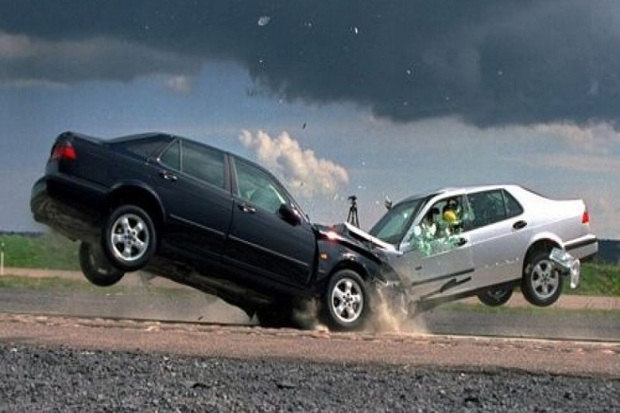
top-left (522, 234), bottom-right (562, 274)
top-left (104, 182), bottom-right (166, 235)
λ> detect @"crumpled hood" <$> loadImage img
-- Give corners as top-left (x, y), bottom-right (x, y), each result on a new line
top-left (315, 222), bottom-right (400, 257)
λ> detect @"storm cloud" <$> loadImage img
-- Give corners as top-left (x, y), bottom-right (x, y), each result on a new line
top-left (2, 0), bottom-right (619, 127)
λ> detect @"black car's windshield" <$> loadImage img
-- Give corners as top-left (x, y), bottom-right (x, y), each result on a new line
top-left (368, 197), bottom-right (427, 245)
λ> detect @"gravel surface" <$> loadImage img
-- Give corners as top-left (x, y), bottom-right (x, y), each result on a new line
top-left (1, 343), bottom-right (618, 413)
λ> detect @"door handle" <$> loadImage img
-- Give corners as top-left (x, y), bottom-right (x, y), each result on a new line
top-left (513, 220), bottom-right (527, 230)
top-left (159, 170), bottom-right (178, 181)
top-left (238, 203), bottom-right (256, 213)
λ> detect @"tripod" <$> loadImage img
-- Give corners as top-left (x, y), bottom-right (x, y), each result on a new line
top-left (347, 195), bottom-right (359, 227)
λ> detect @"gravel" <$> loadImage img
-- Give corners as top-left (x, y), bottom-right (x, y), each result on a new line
top-left (1, 344), bottom-right (618, 412)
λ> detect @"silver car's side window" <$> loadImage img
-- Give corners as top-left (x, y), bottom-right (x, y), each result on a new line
top-left (405, 196), bottom-right (467, 255)
top-left (466, 189), bottom-right (523, 230)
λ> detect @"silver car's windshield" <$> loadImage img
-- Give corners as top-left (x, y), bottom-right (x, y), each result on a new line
top-left (369, 197), bottom-right (427, 245)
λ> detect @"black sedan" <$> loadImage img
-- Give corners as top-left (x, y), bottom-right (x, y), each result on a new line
top-left (31, 131), bottom-right (393, 331)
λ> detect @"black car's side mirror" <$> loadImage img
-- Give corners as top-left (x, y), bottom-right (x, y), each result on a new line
top-left (278, 204), bottom-right (302, 226)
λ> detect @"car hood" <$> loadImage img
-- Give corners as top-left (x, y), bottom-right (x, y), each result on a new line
top-left (315, 222), bottom-right (401, 257)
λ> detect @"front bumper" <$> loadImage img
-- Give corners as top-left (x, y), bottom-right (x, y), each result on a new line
top-left (550, 248), bottom-right (581, 289)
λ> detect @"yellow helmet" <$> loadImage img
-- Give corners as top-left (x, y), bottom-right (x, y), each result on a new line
top-left (443, 209), bottom-right (458, 223)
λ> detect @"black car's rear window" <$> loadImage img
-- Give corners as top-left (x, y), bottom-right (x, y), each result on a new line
top-left (112, 135), bottom-right (173, 160)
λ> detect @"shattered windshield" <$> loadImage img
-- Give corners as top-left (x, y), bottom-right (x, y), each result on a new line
top-left (368, 197), bottom-right (426, 245)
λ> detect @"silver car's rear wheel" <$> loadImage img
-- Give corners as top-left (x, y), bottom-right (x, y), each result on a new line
top-left (522, 251), bottom-right (563, 307)
top-left (323, 270), bottom-right (370, 331)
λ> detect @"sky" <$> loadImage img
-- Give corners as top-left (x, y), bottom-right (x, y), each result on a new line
top-left (1, 1), bottom-right (619, 238)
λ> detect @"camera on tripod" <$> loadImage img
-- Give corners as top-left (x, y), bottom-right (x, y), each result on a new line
top-left (346, 195), bottom-right (359, 227)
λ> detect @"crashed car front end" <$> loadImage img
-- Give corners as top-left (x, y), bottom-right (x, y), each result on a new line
top-left (314, 222), bottom-right (410, 312)
top-left (549, 247), bottom-right (581, 289)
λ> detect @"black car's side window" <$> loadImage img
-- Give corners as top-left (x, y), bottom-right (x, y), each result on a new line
top-left (466, 189), bottom-right (524, 230)
top-left (181, 141), bottom-right (225, 189)
top-left (234, 160), bottom-right (288, 213)
top-left (117, 136), bottom-right (172, 160)
top-left (160, 140), bottom-right (181, 170)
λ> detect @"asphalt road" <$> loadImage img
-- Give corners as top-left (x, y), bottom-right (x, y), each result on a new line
top-left (0, 288), bottom-right (618, 342)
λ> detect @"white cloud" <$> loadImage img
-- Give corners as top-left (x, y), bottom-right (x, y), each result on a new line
top-left (239, 130), bottom-right (349, 198)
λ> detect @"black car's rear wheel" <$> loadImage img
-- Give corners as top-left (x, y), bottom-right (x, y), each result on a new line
top-left (79, 242), bottom-right (125, 287)
top-left (102, 205), bottom-right (156, 272)
top-left (322, 269), bottom-right (370, 331)
top-left (521, 251), bottom-right (563, 307)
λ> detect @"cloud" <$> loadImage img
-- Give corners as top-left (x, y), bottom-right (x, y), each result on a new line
top-left (239, 130), bottom-right (349, 197)
top-left (2, 1), bottom-right (620, 127)
top-left (0, 30), bottom-right (201, 85)
top-left (164, 75), bottom-right (192, 94)
top-left (533, 122), bottom-right (620, 153)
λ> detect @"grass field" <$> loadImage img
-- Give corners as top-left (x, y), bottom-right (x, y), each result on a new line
top-left (1, 233), bottom-right (618, 296)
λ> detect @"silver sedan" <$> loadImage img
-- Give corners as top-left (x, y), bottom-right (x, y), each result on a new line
top-left (359, 184), bottom-right (598, 309)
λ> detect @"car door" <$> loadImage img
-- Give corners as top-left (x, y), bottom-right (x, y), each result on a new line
top-left (223, 157), bottom-right (316, 287)
top-left (465, 188), bottom-right (531, 288)
top-left (152, 138), bottom-right (233, 260)
top-left (393, 195), bottom-right (474, 300)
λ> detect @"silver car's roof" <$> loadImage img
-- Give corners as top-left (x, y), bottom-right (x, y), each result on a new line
top-left (397, 184), bottom-right (526, 204)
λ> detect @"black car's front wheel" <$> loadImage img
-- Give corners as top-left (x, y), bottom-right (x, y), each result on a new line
top-left (79, 242), bottom-right (125, 287)
top-left (322, 269), bottom-right (370, 331)
top-left (102, 205), bottom-right (156, 272)
top-left (521, 251), bottom-right (563, 307)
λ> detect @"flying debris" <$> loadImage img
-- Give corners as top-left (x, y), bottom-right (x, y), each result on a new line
top-left (257, 16), bottom-right (271, 26)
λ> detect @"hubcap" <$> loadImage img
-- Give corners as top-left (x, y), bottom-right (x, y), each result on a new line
top-left (531, 259), bottom-right (559, 299)
top-left (330, 278), bottom-right (364, 324)
top-left (109, 213), bottom-right (149, 263)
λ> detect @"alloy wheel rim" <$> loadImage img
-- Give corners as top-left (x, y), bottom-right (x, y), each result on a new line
top-left (330, 278), bottom-right (364, 324)
top-left (109, 213), bottom-right (149, 262)
top-left (531, 259), bottom-right (559, 299)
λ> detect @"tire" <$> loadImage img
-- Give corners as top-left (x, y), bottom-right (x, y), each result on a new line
top-left (477, 286), bottom-right (513, 307)
top-left (101, 205), bottom-right (156, 272)
top-left (521, 251), bottom-right (563, 307)
top-left (322, 269), bottom-right (370, 332)
top-left (79, 242), bottom-right (125, 287)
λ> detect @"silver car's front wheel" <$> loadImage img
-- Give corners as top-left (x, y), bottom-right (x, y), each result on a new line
top-left (323, 270), bottom-right (370, 331)
top-left (522, 251), bottom-right (563, 307)
top-left (477, 285), bottom-right (513, 307)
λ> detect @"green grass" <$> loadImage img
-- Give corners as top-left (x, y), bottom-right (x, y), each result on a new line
top-left (0, 233), bottom-right (79, 270)
top-left (0, 274), bottom-right (199, 297)
top-left (1, 233), bottom-right (619, 296)
top-left (576, 263), bottom-right (620, 296)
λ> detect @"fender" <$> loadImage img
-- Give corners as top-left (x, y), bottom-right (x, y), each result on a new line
top-left (313, 224), bottom-right (400, 288)
top-left (107, 180), bottom-right (167, 224)
top-left (526, 230), bottom-right (563, 251)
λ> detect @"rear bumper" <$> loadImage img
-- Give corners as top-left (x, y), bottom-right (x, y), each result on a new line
top-left (30, 175), bottom-right (106, 242)
top-left (564, 234), bottom-right (598, 261)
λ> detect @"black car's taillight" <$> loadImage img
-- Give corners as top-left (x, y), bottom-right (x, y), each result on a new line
top-left (51, 141), bottom-right (77, 161)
